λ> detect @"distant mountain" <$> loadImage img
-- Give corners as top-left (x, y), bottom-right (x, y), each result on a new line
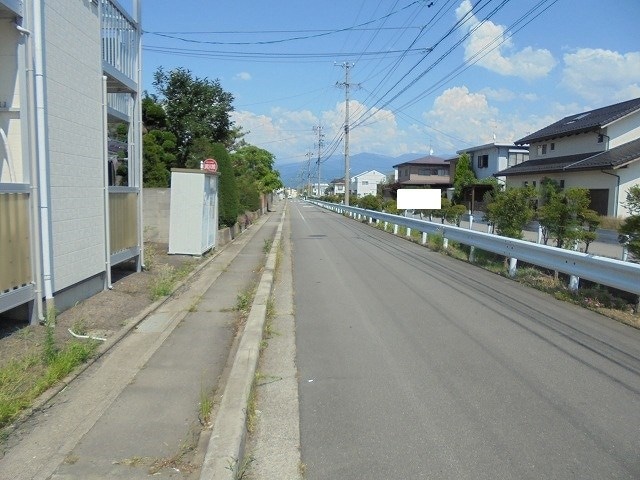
top-left (277, 152), bottom-right (427, 187)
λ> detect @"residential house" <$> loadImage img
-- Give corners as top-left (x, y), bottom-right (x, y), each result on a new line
top-left (328, 178), bottom-right (346, 196)
top-left (311, 182), bottom-right (329, 197)
top-left (497, 97), bottom-right (640, 217)
top-left (393, 155), bottom-right (453, 189)
top-left (457, 142), bottom-right (529, 184)
top-left (350, 170), bottom-right (386, 197)
top-left (0, 0), bottom-right (143, 323)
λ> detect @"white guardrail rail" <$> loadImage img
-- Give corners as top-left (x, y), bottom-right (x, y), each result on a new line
top-left (308, 200), bottom-right (640, 296)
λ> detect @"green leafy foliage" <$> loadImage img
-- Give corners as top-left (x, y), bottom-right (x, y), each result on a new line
top-left (453, 153), bottom-right (477, 201)
top-left (356, 194), bottom-right (382, 211)
top-left (619, 184), bottom-right (640, 257)
top-left (152, 67), bottom-right (235, 168)
top-left (538, 187), bottom-right (593, 249)
top-left (484, 186), bottom-right (536, 239)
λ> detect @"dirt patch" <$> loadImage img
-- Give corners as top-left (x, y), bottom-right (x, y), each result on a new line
top-left (0, 243), bottom-right (204, 370)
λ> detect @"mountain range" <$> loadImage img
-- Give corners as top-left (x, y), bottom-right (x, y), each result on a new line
top-left (276, 152), bottom-right (437, 188)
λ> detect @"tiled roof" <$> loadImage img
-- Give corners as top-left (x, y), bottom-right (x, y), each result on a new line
top-left (515, 97), bottom-right (640, 145)
top-left (392, 155), bottom-right (450, 169)
top-left (496, 137), bottom-right (640, 176)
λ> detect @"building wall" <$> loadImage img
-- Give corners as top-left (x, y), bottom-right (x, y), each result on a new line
top-left (0, 24), bottom-right (25, 182)
top-left (352, 171), bottom-right (385, 197)
top-left (44, 0), bottom-right (105, 292)
top-left (528, 132), bottom-right (606, 161)
top-left (607, 112), bottom-right (640, 147)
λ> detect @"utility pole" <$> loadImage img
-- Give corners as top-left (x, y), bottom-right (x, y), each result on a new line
top-left (336, 62), bottom-right (354, 206)
top-left (305, 151), bottom-right (312, 198)
top-left (313, 125), bottom-right (324, 198)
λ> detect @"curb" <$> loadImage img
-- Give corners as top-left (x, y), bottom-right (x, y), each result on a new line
top-left (200, 208), bottom-right (287, 480)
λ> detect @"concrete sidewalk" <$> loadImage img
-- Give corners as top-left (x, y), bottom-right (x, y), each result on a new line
top-left (0, 205), bottom-right (284, 480)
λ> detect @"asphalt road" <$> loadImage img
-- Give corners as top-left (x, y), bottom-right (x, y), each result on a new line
top-left (291, 200), bottom-right (640, 480)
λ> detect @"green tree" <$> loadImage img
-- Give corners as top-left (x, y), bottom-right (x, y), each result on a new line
top-left (453, 153), bottom-right (477, 202)
top-left (484, 186), bottom-right (536, 239)
top-left (538, 187), bottom-right (592, 249)
top-left (141, 95), bottom-right (176, 187)
top-left (230, 145), bottom-right (283, 212)
top-left (619, 184), bottom-right (640, 258)
top-left (153, 67), bottom-right (235, 168)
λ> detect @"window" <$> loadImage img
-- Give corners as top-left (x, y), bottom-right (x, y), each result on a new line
top-left (541, 144), bottom-right (547, 155)
top-left (559, 180), bottom-right (565, 188)
top-left (418, 168), bottom-right (428, 175)
top-left (437, 169), bottom-right (448, 176)
top-left (597, 134), bottom-right (604, 143)
top-left (532, 181), bottom-right (537, 188)
top-left (523, 181), bottom-right (529, 187)
top-left (508, 152), bottom-right (527, 167)
top-left (537, 145), bottom-right (542, 155)
top-left (477, 154), bottom-right (488, 168)
top-left (361, 181), bottom-right (369, 185)
top-left (550, 142), bottom-right (555, 150)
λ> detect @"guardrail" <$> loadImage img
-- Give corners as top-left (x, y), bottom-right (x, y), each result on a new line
top-left (309, 200), bottom-right (640, 296)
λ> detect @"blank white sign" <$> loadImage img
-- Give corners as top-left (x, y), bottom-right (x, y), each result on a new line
top-left (396, 189), bottom-right (442, 210)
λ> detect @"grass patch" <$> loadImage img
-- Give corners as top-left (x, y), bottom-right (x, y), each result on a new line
top-left (149, 262), bottom-right (195, 300)
top-left (0, 321), bottom-right (99, 429)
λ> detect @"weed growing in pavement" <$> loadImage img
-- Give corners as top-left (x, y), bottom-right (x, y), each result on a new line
top-left (235, 288), bottom-right (254, 313)
top-left (199, 385), bottom-right (213, 426)
top-left (226, 455), bottom-right (256, 480)
top-left (263, 238), bottom-right (272, 254)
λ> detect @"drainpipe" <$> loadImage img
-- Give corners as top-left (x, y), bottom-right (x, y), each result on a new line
top-left (601, 170), bottom-right (620, 217)
top-left (135, 0), bottom-right (144, 270)
top-left (16, 16), bottom-right (45, 324)
top-left (102, 76), bottom-right (112, 289)
top-left (32, 0), bottom-right (55, 312)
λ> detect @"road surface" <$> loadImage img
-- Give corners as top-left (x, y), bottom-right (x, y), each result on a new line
top-left (291, 200), bottom-right (640, 480)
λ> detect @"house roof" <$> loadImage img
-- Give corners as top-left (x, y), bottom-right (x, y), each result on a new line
top-left (456, 142), bottom-right (529, 154)
top-left (352, 169), bottom-right (385, 178)
top-left (515, 97), bottom-right (640, 145)
top-left (329, 178), bottom-right (345, 184)
top-left (393, 155), bottom-right (449, 168)
top-left (496, 137), bottom-right (640, 176)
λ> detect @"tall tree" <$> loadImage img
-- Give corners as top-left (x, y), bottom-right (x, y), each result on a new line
top-left (141, 95), bottom-right (176, 187)
top-left (152, 67), bottom-right (235, 168)
top-left (453, 153), bottom-right (476, 202)
top-left (230, 145), bottom-right (283, 211)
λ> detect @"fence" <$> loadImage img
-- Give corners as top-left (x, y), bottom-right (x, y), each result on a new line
top-left (0, 188), bottom-right (32, 293)
top-left (310, 200), bottom-right (640, 296)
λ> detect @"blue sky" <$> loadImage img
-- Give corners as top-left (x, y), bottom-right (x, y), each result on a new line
top-left (140, 0), bottom-right (640, 169)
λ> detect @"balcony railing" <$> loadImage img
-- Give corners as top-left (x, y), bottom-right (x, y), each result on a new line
top-left (0, 187), bottom-right (31, 293)
top-left (101, 0), bottom-right (138, 92)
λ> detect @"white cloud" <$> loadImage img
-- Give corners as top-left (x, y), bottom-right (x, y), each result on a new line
top-left (232, 101), bottom-right (431, 164)
top-left (234, 72), bottom-right (252, 81)
top-left (561, 48), bottom-right (640, 103)
top-left (455, 0), bottom-right (556, 79)
top-left (422, 86), bottom-right (556, 149)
